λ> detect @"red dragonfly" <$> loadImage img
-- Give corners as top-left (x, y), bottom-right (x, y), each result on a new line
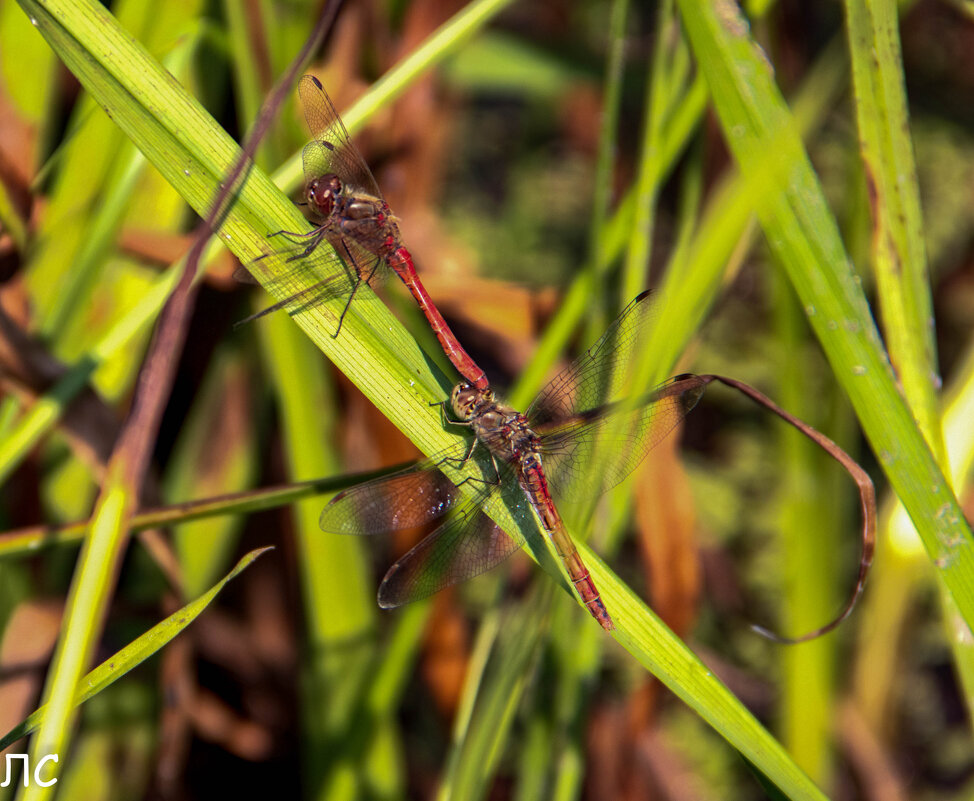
top-left (319, 292), bottom-right (705, 631)
top-left (243, 75), bottom-right (488, 390)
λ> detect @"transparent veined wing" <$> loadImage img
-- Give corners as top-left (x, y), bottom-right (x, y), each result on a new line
top-left (535, 374), bottom-right (705, 499)
top-left (298, 75), bottom-right (383, 199)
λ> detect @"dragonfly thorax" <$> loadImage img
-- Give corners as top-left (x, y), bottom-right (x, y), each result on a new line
top-left (449, 382), bottom-right (540, 461)
top-left (307, 173), bottom-right (342, 217)
top-left (474, 407), bottom-right (538, 462)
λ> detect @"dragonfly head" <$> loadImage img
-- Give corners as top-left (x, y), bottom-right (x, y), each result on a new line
top-left (451, 382), bottom-right (492, 421)
top-left (307, 173), bottom-right (342, 216)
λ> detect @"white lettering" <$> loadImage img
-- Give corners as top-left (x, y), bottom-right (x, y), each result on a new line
top-left (1, 754), bottom-right (29, 787)
top-left (34, 754), bottom-right (58, 787)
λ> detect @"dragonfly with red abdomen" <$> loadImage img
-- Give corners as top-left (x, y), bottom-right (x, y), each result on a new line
top-left (320, 292), bottom-right (876, 637)
top-left (320, 292), bottom-right (705, 631)
top-left (241, 74), bottom-right (488, 390)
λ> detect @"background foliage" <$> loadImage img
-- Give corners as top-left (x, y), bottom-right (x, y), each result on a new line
top-left (0, 0), bottom-right (972, 798)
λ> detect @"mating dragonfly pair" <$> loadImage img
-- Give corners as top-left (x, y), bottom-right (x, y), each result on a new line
top-left (242, 75), bottom-right (873, 638)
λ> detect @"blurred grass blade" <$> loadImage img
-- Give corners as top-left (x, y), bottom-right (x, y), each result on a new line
top-left (0, 171), bottom-right (28, 252)
top-left (164, 346), bottom-right (257, 596)
top-left (438, 593), bottom-right (550, 801)
top-left (510, 71), bottom-right (708, 408)
top-left (675, 0), bottom-right (974, 631)
top-left (22, 472), bottom-right (131, 799)
top-left (844, 0), bottom-right (974, 711)
top-left (0, 472), bottom-right (377, 558)
top-left (772, 269), bottom-right (841, 783)
top-left (621, 0), bottom-right (675, 303)
top-left (255, 307), bottom-right (385, 799)
top-left (589, 0), bottom-right (629, 283)
top-left (270, 0), bottom-right (518, 194)
top-left (845, 0), bottom-right (944, 462)
top-left (0, 547), bottom-right (271, 751)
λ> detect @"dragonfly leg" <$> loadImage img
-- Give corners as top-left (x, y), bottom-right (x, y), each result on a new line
top-left (455, 472), bottom-right (500, 490)
top-left (268, 225), bottom-right (325, 240)
top-left (482, 452), bottom-right (503, 486)
top-left (284, 229), bottom-right (330, 263)
top-left (428, 397), bottom-right (448, 415)
top-left (440, 433), bottom-right (480, 471)
top-left (430, 399), bottom-right (474, 431)
top-left (333, 248), bottom-right (377, 338)
top-left (443, 440), bottom-right (502, 489)
top-left (362, 256), bottom-right (383, 286)
top-left (334, 275), bottom-right (362, 338)
top-left (433, 399), bottom-right (480, 471)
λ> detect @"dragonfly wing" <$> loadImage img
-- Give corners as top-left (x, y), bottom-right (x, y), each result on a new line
top-left (377, 500), bottom-right (523, 608)
top-left (319, 453), bottom-right (470, 536)
top-left (298, 75), bottom-right (383, 199)
top-left (536, 372), bottom-right (706, 499)
top-left (528, 291), bottom-right (659, 427)
top-left (322, 450), bottom-right (529, 608)
top-left (232, 264), bottom-right (259, 285)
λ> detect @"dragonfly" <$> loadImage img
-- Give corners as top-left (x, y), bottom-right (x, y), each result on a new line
top-left (242, 74), bottom-right (488, 390)
top-left (320, 292), bottom-right (877, 637)
top-left (320, 292), bottom-right (706, 631)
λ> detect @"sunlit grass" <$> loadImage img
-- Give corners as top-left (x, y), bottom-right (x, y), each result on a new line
top-left (0, 0), bottom-right (970, 798)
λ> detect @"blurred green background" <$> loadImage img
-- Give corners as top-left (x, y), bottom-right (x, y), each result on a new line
top-left (0, 0), bottom-right (972, 798)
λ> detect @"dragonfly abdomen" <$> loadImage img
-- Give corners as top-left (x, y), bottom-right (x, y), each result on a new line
top-left (390, 264), bottom-right (488, 390)
top-left (518, 456), bottom-right (615, 631)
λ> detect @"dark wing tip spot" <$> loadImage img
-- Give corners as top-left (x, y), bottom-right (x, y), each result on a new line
top-left (310, 75), bottom-right (323, 90)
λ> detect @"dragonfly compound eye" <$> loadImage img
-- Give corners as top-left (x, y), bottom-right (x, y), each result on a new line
top-left (308, 174), bottom-right (342, 216)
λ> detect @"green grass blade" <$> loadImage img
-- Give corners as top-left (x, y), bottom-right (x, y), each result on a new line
top-left (590, 0), bottom-right (630, 281)
top-left (771, 270), bottom-right (839, 783)
top-left (164, 345), bottom-right (256, 596)
top-left (676, 0), bottom-right (974, 630)
top-left (0, 547), bottom-right (270, 751)
top-left (584, 545), bottom-right (828, 800)
top-left (19, 477), bottom-right (129, 800)
top-left (0, 0), bottom-right (56, 129)
top-left (621, 0), bottom-right (675, 303)
top-left (845, 0), bottom-right (944, 462)
top-left (0, 472), bottom-right (369, 558)
top-left (255, 308), bottom-right (385, 799)
top-left (844, 0), bottom-right (974, 713)
top-left (438, 591), bottom-right (551, 801)
top-left (0, 172), bottom-right (28, 252)
top-left (856, 336), bottom-right (974, 722)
